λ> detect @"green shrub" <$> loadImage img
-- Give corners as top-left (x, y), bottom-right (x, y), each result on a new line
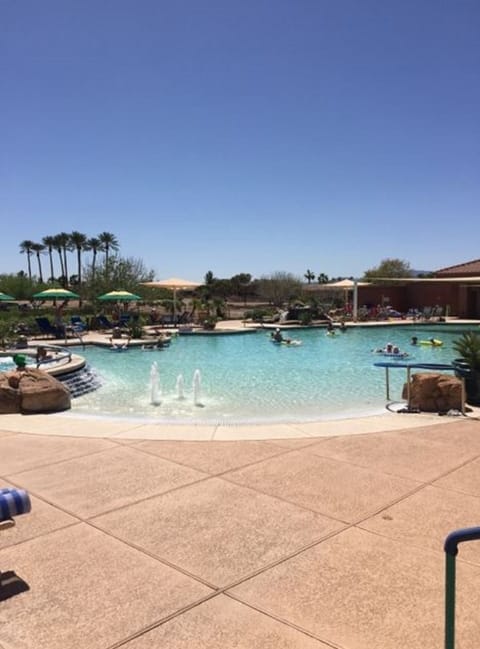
top-left (452, 331), bottom-right (480, 371)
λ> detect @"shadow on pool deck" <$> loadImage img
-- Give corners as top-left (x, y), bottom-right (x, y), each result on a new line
top-left (1, 414), bottom-right (480, 648)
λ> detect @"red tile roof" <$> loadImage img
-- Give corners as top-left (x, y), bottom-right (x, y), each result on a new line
top-left (436, 259), bottom-right (480, 277)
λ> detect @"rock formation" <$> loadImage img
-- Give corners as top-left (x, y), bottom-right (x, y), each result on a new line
top-left (0, 368), bottom-right (71, 414)
top-left (402, 372), bottom-right (462, 412)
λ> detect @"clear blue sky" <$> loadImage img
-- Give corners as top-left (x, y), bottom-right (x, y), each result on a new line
top-left (1, 0), bottom-right (479, 283)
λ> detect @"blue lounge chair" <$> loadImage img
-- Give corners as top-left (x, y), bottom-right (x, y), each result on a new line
top-left (1, 488), bottom-right (31, 582)
top-left (97, 315), bottom-right (114, 330)
top-left (70, 316), bottom-right (88, 331)
top-left (119, 313), bottom-right (131, 327)
top-left (35, 317), bottom-right (65, 339)
top-left (0, 488), bottom-right (31, 523)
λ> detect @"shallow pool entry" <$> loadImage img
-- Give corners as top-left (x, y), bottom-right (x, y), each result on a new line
top-left (64, 324), bottom-right (471, 424)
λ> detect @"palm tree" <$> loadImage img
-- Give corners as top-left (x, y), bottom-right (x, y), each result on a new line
top-left (70, 231), bottom-right (88, 286)
top-left (19, 240), bottom-right (35, 281)
top-left (52, 234), bottom-right (65, 282)
top-left (317, 273), bottom-right (329, 284)
top-left (51, 232), bottom-right (71, 286)
top-left (56, 232), bottom-right (72, 287)
top-left (86, 236), bottom-right (101, 281)
top-left (42, 235), bottom-right (56, 283)
top-left (31, 242), bottom-right (46, 283)
top-left (98, 232), bottom-right (119, 276)
top-left (304, 269), bottom-right (316, 284)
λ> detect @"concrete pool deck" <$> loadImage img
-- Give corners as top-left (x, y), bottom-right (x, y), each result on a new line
top-left (2, 320), bottom-right (480, 648)
top-left (2, 413), bottom-right (480, 648)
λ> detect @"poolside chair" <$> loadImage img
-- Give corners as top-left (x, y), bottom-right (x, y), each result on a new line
top-left (421, 306), bottom-right (432, 321)
top-left (0, 488), bottom-right (31, 584)
top-left (160, 314), bottom-right (175, 327)
top-left (70, 315), bottom-right (88, 332)
top-left (0, 488), bottom-right (31, 524)
top-left (97, 314), bottom-right (114, 330)
top-left (35, 316), bottom-right (65, 339)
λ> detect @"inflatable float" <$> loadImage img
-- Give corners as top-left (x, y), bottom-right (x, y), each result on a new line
top-left (419, 339), bottom-right (443, 346)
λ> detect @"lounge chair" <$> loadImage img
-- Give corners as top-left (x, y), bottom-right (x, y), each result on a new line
top-left (97, 315), bottom-right (115, 330)
top-left (0, 488), bottom-right (31, 523)
top-left (160, 314), bottom-right (176, 327)
top-left (35, 316), bottom-right (65, 339)
top-left (70, 316), bottom-right (88, 331)
top-left (0, 488), bottom-right (31, 584)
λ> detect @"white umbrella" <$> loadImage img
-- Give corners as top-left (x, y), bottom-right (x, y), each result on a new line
top-left (140, 277), bottom-right (201, 323)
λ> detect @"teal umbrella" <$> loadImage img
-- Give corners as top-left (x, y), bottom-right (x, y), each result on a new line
top-left (0, 291), bottom-right (15, 301)
top-left (97, 290), bottom-right (142, 302)
top-left (33, 288), bottom-right (80, 300)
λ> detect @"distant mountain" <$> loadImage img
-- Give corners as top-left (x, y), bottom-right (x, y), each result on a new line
top-left (412, 270), bottom-right (434, 277)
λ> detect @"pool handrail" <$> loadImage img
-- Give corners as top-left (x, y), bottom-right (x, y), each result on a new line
top-left (33, 343), bottom-right (72, 368)
top-left (373, 361), bottom-right (465, 414)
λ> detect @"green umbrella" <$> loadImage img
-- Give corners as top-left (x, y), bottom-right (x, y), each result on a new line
top-left (33, 288), bottom-right (80, 300)
top-left (97, 290), bottom-right (142, 302)
top-left (0, 291), bottom-right (15, 301)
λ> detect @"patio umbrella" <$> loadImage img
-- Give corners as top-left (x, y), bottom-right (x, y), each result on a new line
top-left (0, 291), bottom-right (15, 301)
top-left (140, 277), bottom-right (201, 323)
top-left (97, 290), bottom-right (142, 302)
top-left (33, 288), bottom-right (80, 300)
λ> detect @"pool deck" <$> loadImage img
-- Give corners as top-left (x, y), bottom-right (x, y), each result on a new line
top-left (2, 319), bottom-right (480, 648)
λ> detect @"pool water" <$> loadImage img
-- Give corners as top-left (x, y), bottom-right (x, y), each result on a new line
top-left (70, 324), bottom-right (473, 424)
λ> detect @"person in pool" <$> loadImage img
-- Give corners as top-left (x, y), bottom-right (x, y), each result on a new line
top-left (272, 328), bottom-right (284, 343)
top-left (36, 346), bottom-right (52, 367)
top-left (411, 336), bottom-right (418, 345)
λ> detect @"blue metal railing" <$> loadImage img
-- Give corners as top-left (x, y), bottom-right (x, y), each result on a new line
top-left (444, 527), bottom-right (480, 649)
top-left (373, 361), bottom-right (464, 412)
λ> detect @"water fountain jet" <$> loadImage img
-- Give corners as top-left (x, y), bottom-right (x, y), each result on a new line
top-left (150, 361), bottom-right (161, 405)
top-left (176, 373), bottom-right (185, 400)
top-left (193, 369), bottom-right (202, 406)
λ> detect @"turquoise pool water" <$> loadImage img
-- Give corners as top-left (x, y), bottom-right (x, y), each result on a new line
top-left (70, 324), bottom-right (475, 424)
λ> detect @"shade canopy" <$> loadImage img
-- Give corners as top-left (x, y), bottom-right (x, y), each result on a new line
top-left (140, 277), bottom-right (201, 291)
top-left (140, 277), bottom-right (201, 322)
top-left (33, 288), bottom-right (80, 300)
top-left (326, 279), bottom-right (370, 289)
top-left (312, 279), bottom-right (370, 321)
top-left (97, 290), bottom-right (142, 302)
top-left (0, 291), bottom-right (15, 301)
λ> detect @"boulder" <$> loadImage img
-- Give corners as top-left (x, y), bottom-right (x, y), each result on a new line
top-left (0, 368), bottom-right (71, 414)
top-left (402, 372), bottom-right (462, 412)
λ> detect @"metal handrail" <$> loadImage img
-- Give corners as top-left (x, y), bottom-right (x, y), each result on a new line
top-left (373, 361), bottom-right (465, 414)
top-left (444, 527), bottom-right (480, 649)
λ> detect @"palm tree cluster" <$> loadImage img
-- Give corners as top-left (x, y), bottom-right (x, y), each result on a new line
top-left (19, 232), bottom-right (119, 287)
top-left (304, 270), bottom-right (330, 284)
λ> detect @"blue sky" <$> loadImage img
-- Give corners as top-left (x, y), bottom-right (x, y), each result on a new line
top-left (1, 0), bottom-right (479, 283)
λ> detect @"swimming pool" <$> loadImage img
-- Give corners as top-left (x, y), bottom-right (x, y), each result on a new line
top-left (69, 324), bottom-right (474, 424)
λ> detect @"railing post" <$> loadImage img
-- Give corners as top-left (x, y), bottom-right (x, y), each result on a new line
top-left (444, 527), bottom-right (480, 649)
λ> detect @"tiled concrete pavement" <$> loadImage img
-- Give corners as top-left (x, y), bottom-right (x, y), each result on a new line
top-left (1, 416), bottom-right (480, 648)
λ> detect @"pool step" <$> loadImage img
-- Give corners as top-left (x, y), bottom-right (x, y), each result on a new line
top-left (57, 365), bottom-right (104, 398)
